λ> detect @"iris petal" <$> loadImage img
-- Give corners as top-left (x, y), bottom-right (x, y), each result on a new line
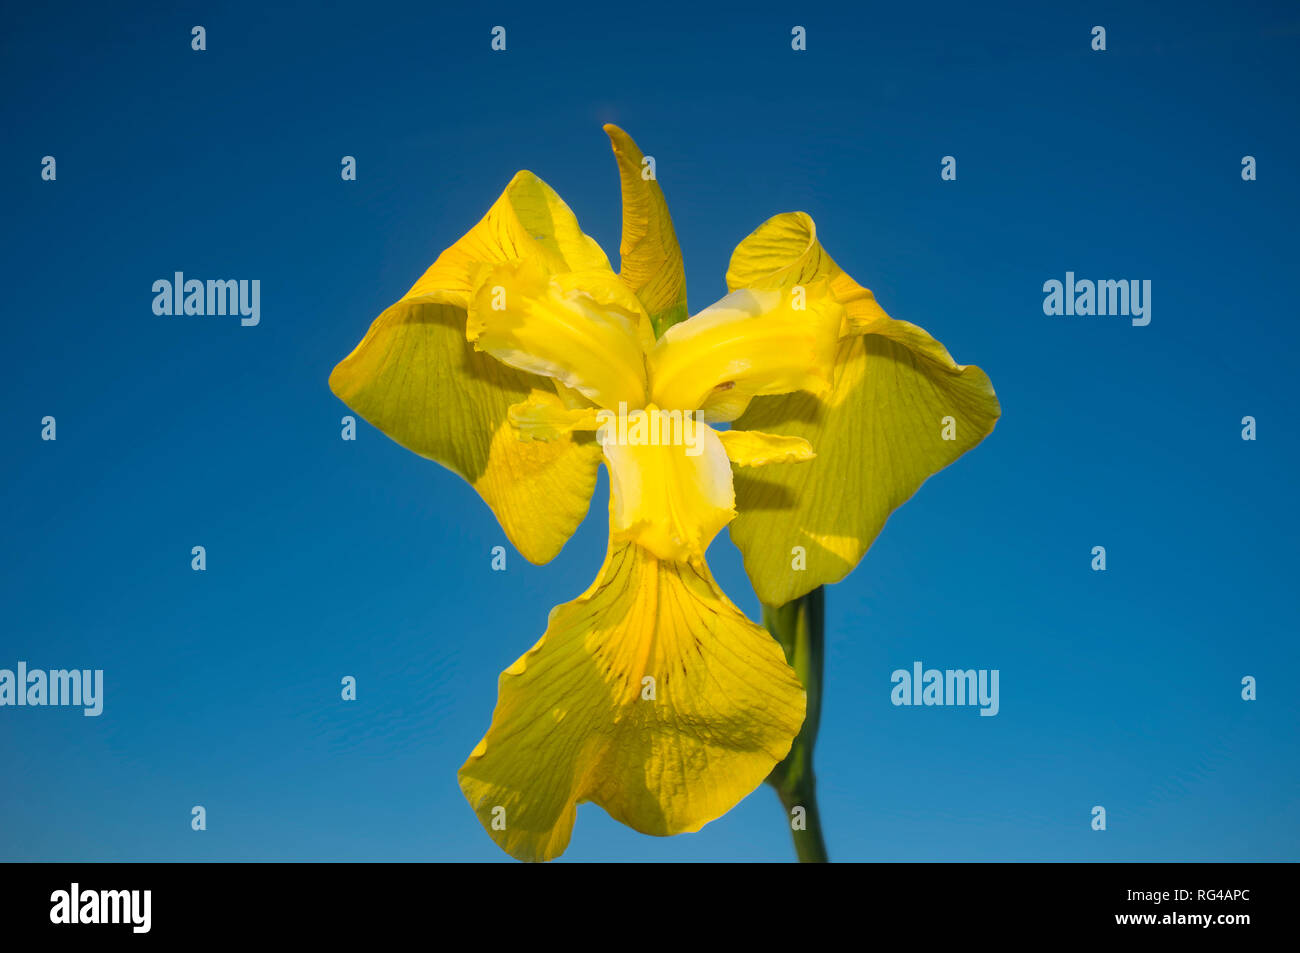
top-left (330, 292), bottom-right (600, 566)
top-left (604, 124), bottom-right (689, 335)
top-left (458, 540), bottom-right (806, 862)
top-left (725, 212), bottom-right (1001, 605)
top-left (648, 285), bottom-right (843, 422)
top-left (717, 429), bottom-right (815, 467)
top-left (467, 259), bottom-right (652, 410)
top-left (507, 392), bottom-right (601, 442)
top-left (601, 415), bottom-right (735, 563)
top-left (724, 210), bottom-right (892, 335)
top-left (406, 170), bottom-right (612, 304)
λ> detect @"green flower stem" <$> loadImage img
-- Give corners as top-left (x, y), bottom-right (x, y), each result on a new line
top-left (763, 586), bottom-right (828, 863)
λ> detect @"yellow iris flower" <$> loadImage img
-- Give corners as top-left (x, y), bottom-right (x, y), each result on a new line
top-left (329, 125), bottom-right (998, 862)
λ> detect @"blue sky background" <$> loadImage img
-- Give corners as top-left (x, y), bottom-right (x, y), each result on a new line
top-left (2, 0), bottom-right (1297, 861)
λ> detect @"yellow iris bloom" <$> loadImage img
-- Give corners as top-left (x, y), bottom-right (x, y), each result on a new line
top-left (329, 125), bottom-right (998, 862)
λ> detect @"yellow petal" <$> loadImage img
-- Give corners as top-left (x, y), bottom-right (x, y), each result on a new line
top-left (458, 540), bottom-right (806, 862)
top-left (405, 171), bottom-right (611, 305)
top-left (717, 429), bottom-right (815, 467)
top-left (604, 124), bottom-right (689, 335)
top-left (331, 173), bottom-right (615, 563)
top-left (600, 413), bottom-right (735, 562)
top-left (725, 211), bottom-right (892, 333)
top-left (731, 326), bottom-right (1000, 605)
top-left (467, 259), bottom-right (652, 410)
top-left (508, 392), bottom-right (600, 441)
top-left (330, 292), bottom-right (601, 565)
top-left (648, 285), bottom-right (843, 422)
top-left (726, 212), bottom-right (1000, 604)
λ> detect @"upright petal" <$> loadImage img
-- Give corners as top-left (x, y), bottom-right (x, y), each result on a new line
top-left (458, 540), bottom-right (806, 862)
top-left (725, 213), bottom-right (1000, 605)
top-left (330, 173), bottom-right (610, 564)
top-left (604, 124), bottom-right (689, 336)
top-left (648, 285), bottom-right (843, 422)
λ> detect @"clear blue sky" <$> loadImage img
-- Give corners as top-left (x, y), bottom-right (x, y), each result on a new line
top-left (2, 0), bottom-right (1296, 861)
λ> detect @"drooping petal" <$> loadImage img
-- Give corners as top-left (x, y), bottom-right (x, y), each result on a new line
top-left (717, 429), bottom-right (815, 467)
top-left (604, 124), bottom-right (689, 336)
top-left (458, 540), bottom-right (806, 862)
top-left (331, 294), bottom-right (602, 564)
top-left (330, 173), bottom-right (611, 565)
top-left (725, 213), bottom-right (1000, 605)
top-left (467, 259), bottom-right (652, 410)
top-left (600, 414), bottom-right (735, 563)
top-left (648, 286), bottom-right (843, 422)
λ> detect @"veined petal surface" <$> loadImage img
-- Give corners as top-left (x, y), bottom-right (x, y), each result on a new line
top-left (331, 293), bottom-right (602, 564)
top-left (330, 172), bottom-right (612, 564)
top-left (725, 213), bottom-right (1000, 604)
top-left (458, 540), bottom-right (806, 862)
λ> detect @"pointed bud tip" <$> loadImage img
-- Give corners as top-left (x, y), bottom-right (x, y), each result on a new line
top-left (603, 123), bottom-right (641, 159)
